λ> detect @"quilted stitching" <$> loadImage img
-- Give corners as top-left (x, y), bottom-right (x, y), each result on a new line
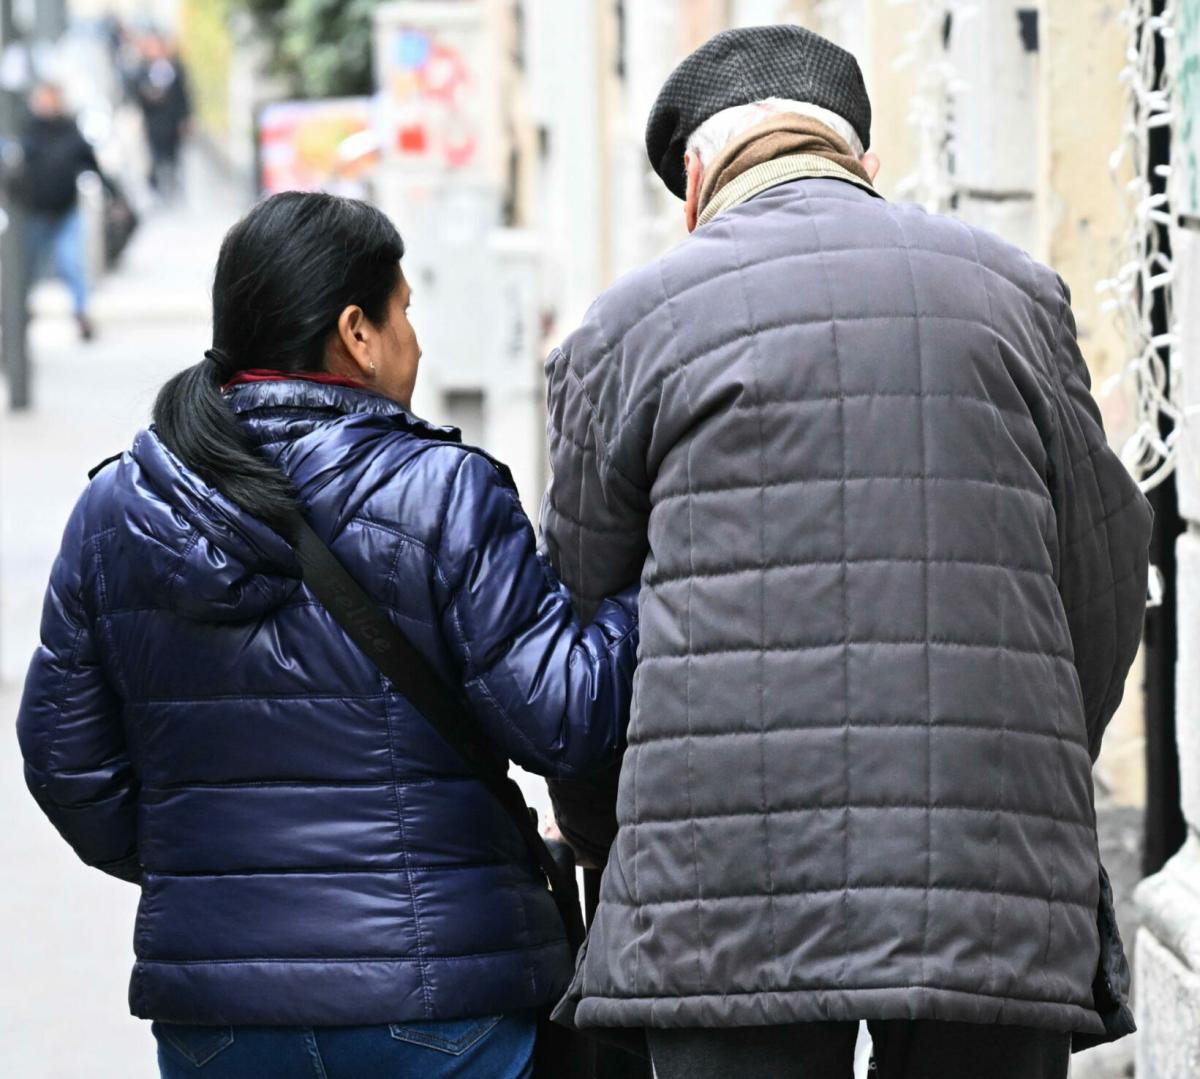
top-left (543, 178), bottom-right (1152, 1041)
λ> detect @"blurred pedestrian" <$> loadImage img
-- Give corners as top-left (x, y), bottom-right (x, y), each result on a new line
top-left (131, 33), bottom-right (191, 199)
top-left (16, 192), bottom-right (637, 1078)
top-left (16, 81), bottom-right (104, 341)
top-left (542, 25), bottom-right (1152, 1079)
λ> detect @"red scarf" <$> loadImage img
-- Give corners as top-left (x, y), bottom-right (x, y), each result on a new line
top-left (223, 369), bottom-right (368, 392)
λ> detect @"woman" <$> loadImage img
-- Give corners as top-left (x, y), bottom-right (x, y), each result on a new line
top-left (16, 192), bottom-right (638, 1077)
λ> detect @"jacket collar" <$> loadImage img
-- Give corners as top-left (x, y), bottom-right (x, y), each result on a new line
top-left (698, 153), bottom-right (883, 228)
top-left (224, 378), bottom-right (463, 444)
top-left (224, 376), bottom-right (520, 497)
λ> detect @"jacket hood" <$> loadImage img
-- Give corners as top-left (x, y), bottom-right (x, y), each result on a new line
top-left (109, 429), bottom-right (302, 622)
top-left (101, 382), bottom-right (469, 623)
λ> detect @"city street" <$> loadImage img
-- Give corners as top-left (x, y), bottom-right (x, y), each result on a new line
top-left (1, 2), bottom-right (1195, 1075)
top-left (0, 148), bottom-right (244, 1077)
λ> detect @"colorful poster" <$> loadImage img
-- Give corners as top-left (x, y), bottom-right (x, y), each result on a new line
top-left (257, 97), bottom-right (380, 196)
top-left (376, 13), bottom-right (484, 174)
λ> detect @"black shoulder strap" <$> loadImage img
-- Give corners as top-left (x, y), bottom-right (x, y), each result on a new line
top-left (284, 510), bottom-right (585, 952)
top-left (88, 452), bottom-right (123, 480)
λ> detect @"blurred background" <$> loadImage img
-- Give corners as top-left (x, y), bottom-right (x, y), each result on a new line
top-left (0, 1), bottom-right (1197, 1076)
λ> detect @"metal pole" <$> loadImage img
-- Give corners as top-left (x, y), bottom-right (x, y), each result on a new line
top-left (0, 0), bottom-right (30, 410)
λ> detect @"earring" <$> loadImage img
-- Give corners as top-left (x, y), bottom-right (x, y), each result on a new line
top-left (369, 362), bottom-right (376, 376)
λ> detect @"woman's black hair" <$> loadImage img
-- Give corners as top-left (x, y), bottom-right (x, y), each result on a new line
top-left (152, 191), bottom-right (405, 528)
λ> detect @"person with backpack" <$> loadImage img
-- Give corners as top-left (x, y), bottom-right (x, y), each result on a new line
top-left (16, 191), bottom-right (638, 1078)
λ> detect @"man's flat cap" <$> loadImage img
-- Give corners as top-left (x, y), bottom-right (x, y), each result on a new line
top-left (646, 24), bottom-right (872, 199)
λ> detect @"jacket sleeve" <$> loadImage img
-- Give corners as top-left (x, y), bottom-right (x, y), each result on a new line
top-left (1047, 282), bottom-right (1153, 761)
top-left (16, 489), bottom-right (140, 882)
top-left (539, 325), bottom-right (653, 862)
top-left (540, 344), bottom-right (651, 621)
top-left (434, 451), bottom-right (639, 779)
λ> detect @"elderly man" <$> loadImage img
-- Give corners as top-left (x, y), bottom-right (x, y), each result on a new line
top-left (541, 25), bottom-right (1151, 1079)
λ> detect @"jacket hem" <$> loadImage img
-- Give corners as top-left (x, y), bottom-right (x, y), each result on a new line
top-left (560, 984), bottom-right (1112, 1043)
top-left (131, 940), bottom-right (571, 1025)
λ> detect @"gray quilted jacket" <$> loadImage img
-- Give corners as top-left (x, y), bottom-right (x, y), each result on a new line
top-left (541, 178), bottom-right (1151, 1044)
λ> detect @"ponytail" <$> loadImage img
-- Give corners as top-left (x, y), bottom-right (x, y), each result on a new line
top-left (152, 354), bottom-right (297, 528)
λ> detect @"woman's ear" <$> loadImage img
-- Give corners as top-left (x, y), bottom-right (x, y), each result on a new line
top-left (334, 305), bottom-right (374, 378)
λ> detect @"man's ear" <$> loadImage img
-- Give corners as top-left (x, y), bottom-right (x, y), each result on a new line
top-left (862, 152), bottom-right (882, 183)
top-left (684, 152), bottom-right (704, 233)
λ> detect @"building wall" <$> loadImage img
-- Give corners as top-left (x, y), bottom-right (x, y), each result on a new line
top-left (1040, 0), bottom-right (1145, 810)
top-left (854, 0), bottom-right (926, 200)
top-left (177, 0), bottom-right (232, 145)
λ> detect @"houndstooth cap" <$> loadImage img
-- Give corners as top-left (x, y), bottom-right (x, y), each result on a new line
top-left (646, 24), bottom-right (872, 199)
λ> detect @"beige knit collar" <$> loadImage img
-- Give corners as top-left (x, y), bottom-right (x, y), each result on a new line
top-left (697, 152), bottom-right (881, 227)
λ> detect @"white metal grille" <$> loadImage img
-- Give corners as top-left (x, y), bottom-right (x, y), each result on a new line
top-left (1102, 0), bottom-right (1181, 493)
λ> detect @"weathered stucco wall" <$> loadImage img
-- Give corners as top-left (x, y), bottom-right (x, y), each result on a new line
top-left (1041, 0), bottom-right (1146, 811)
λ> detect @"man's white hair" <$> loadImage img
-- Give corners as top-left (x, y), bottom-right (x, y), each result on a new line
top-left (685, 98), bottom-right (865, 167)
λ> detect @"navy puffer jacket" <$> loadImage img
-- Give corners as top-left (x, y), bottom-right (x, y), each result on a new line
top-left (16, 380), bottom-right (639, 1026)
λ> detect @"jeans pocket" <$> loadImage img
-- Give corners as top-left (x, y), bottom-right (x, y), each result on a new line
top-left (389, 1015), bottom-right (503, 1055)
top-left (152, 1023), bottom-right (235, 1067)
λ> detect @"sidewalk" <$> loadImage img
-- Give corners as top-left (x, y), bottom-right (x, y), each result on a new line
top-left (0, 148), bottom-right (248, 1078)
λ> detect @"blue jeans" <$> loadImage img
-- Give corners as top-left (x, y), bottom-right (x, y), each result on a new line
top-left (153, 1013), bottom-right (536, 1078)
top-left (26, 207), bottom-right (89, 317)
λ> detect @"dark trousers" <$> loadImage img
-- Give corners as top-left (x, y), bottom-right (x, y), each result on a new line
top-left (147, 131), bottom-right (182, 197)
top-left (647, 1020), bottom-right (1071, 1079)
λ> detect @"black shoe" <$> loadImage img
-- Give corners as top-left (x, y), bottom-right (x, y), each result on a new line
top-left (77, 314), bottom-right (95, 341)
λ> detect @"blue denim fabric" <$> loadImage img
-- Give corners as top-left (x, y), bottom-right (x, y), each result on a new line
top-left (27, 208), bottom-right (88, 316)
top-left (154, 1012), bottom-right (536, 1078)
